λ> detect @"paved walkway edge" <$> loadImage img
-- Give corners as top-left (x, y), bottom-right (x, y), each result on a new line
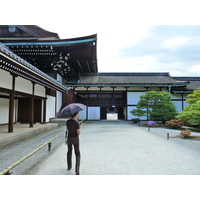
top-left (0, 123), bottom-right (59, 149)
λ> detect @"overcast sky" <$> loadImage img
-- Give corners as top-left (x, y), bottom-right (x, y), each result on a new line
top-left (40, 24), bottom-right (200, 77)
top-left (6, 0), bottom-right (200, 77)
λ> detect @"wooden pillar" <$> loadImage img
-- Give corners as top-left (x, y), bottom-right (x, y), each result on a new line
top-left (112, 87), bottom-right (115, 106)
top-left (8, 93), bottom-right (14, 133)
top-left (8, 75), bottom-right (16, 133)
top-left (99, 87), bottom-right (102, 106)
top-left (125, 87), bottom-right (128, 120)
top-left (86, 87), bottom-right (89, 106)
top-left (30, 82), bottom-right (35, 128)
top-left (86, 87), bottom-right (89, 120)
top-left (181, 93), bottom-right (184, 110)
top-left (43, 98), bottom-right (47, 124)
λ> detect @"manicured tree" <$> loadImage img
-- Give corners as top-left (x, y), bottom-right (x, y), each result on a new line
top-left (130, 91), bottom-right (177, 123)
top-left (186, 88), bottom-right (200, 104)
top-left (176, 88), bottom-right (200, 124)
top-left (176, 100), bottom-right (200, 124)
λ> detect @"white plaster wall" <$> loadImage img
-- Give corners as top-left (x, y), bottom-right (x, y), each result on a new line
top-left (35, 84), bottom-right (45, 97)
top-left (0, 98), bottom-right (9, 124)
top-left (101, 87), bottom-right (113, 91)
top-left (114, 87), bottom-right (126, 91)
top-left (46, 95), bottom-right (56, 122)
top-left (173, 101), bottom-right (183, 113)
top-left (0, 69), bottom-right (12, 90)
top-left (147, 87), bottom-right (161, 91)
top-left (79, 108), bottom-right (87, 120)
top-left (88, 107), bottom-right (100, 120)
top-left (127, 106), bottom-right (147, 120)
top-left (127, 92), bottom-right (146, 105)
top-left (75, 87), bottom-right (87, 91)
top-left (56, 74), bottom-right (63, 112)
top-left (127, 87), bottom-right (145, 91)
top-left (88, 87), bottom-right (100, 91)
top-left (170, 93), bottom-right (182, 99)
top-left (15, 77), bottom-right (32, 94)
top-left (56, 91), bottom-right (62, 112)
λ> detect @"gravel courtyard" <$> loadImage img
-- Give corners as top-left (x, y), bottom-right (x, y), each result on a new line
top-left (26, 120), bottom-right (200, 175)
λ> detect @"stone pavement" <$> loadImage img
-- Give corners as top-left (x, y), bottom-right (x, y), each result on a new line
top-left (0, 123), bottom-right (59, 149)
top-left (25, 120), bottom-right (200, 175)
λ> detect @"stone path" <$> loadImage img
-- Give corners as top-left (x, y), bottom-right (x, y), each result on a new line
top-left (25, 121), bottom-right (200, 175)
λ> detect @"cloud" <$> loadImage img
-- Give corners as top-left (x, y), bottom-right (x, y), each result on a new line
top-left (114, 25), bottom-right (200, 76)
top-left (162, 37), bottom-right (190, 49)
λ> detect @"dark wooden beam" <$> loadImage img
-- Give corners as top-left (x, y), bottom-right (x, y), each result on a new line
top-left (42, 98), bottom-right (47, 124)
top-left (8, 75), bottom-right (16, 132)
top-left (30, 82), bottom-right (35, 127)
top-left (8, 93), bottom-right (14, 133)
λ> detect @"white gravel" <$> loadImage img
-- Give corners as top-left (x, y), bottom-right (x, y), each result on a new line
top-left (0, 126), bottom-right (66, 175)
top-left (24, 120), bottom-right (200, 175)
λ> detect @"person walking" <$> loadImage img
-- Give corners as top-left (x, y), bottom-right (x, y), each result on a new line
top-left (66, 112), bottom-right (81, 175)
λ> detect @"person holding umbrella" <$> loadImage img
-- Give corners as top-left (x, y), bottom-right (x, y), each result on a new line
top-left (66, 112), bottom-right (81, 175)
top-left (59, 103), bottom-right (86, 175)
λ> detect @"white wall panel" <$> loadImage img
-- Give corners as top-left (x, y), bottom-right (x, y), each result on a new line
top-left (101, 87), bottom-right (113, 91)
top-left (171, 93), bottom-right (182, 99)
top-left (35, 84), bottom-right (45, 97)
top-left (79, 108), bottom-right (87, 120)
top-left (114, 87), bottom-right (126, 91)
top-left (127, 92), bottom-right (145, 105)
top-left (75, 87), bottom-right (87, 91)
top-left (173, 101), bottom-right (182, 113)
top-left (127, 87), bottom-right (145, 91)
top-left (88, 87), bottom-right (100, 91)
top-left (15, 77), bottom-right (32, 94)
top-left (46, 95), bottom-right (55, 122)
top-left (0, 69), bottom-right (12, 90)
top-left (127, 106), bottom-right (147, 120)
top-left (0, 98), bottom-right (9, 124)
top-left (88, 107), bottom-right (100, 120)
top-left (56, 91), bottom-right (62, 112)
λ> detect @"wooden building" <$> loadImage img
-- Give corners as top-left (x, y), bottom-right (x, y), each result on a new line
top-left (66, 73), bottom-right (200, 120)
top-left (1, 25), bottom-right (200, 123)
top-left (0, 43), bottom-right (68, 132)
top-left (0, 25), bottom-right (97, 132)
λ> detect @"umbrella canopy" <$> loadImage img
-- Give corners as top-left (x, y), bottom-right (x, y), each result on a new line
top-left (59, 103), bottom-right (86, 118)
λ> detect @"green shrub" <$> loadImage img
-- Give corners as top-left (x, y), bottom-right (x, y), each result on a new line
top-left (131, 118), bottom-right (140, 123)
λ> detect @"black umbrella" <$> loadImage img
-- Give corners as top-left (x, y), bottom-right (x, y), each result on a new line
top-left (59, 103), bottom-right (86, 118)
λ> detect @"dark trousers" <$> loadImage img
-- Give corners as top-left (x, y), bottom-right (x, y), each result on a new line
top-left (67, 137), bottom-right (80, 173)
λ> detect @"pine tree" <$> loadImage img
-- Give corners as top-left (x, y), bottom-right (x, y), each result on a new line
top-left (130, 91), bottom-right (177, 123)
top-left (186, 88), bottom-right (200, 104)
top-left (176, 88), bottom-right (200, 124)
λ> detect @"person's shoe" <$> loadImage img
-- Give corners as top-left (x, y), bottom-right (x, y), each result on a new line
top-left (68, 166), bottom-right (72, 170)
top-left (76, 172), bottom-right (80, 175)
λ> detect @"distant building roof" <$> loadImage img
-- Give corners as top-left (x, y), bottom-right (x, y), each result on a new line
top-left (69, 73), bottom-right (189, 87)
top-left (172, 77), bottom-right (200, 92)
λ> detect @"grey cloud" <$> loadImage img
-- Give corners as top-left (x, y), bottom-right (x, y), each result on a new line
top-left (118, 25), bottom-right (200, 65)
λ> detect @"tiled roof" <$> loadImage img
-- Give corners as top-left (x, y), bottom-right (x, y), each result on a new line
top-left (77, 73), bottom-right (189, 86)
top-left (173, 77), bottom-right (200, 91)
